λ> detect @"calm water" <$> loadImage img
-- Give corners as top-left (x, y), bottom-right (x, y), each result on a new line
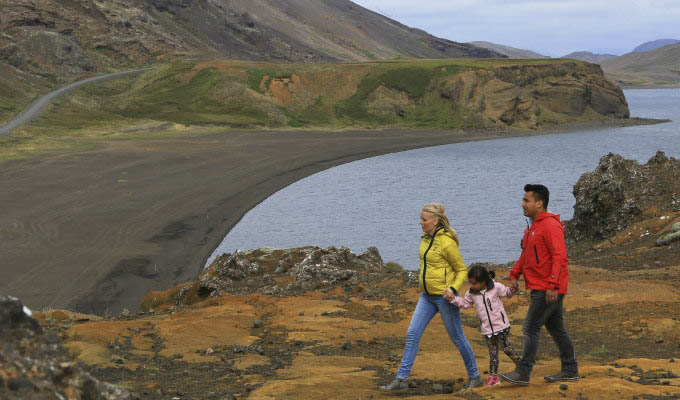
top-left (208, 89), bottom-right (680, 269)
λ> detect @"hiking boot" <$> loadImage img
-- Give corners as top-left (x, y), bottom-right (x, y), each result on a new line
top-left (458, 376), bottom-right (483, 392)
top-left (499, 370), bottom-right (530, 386)
top-left (544, 371), bottom-right (580, 382)
top-left (379, 378), bottom-right (408, 391)
top-left (486, 375), bottom-right (501, 387)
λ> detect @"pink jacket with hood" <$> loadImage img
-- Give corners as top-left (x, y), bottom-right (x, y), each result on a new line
top-left (450, 279), bottom-right (513, 336)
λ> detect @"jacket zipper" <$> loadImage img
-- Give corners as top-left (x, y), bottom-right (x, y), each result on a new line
top-left (482, 292), bottom-right (495, 335)
top-left (422, 227), bottom-right (440, 295)
top-left (501, 311), bottom-right (506, 324)
top-left (534, 245), bottom-right (540, 264)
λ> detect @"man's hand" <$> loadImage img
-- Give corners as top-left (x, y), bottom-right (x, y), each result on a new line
top-left (546, 289), bottom-right (558, 303)
top-left (510, 279), bottom-right (519, 293)
top-left (443, 287), bottom-right (454, 301)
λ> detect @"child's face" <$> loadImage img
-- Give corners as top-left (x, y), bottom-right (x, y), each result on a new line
top-left (469, 278), bottom-right (486, 291)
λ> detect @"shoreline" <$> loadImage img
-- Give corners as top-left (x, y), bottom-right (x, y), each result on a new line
top-left (620, 84), bottom-right (680, 90)
top-left (0, 117), bottom-right (667, 314)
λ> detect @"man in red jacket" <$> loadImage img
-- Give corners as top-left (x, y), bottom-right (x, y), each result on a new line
top-left (500, 184), bottom-right (578, 386)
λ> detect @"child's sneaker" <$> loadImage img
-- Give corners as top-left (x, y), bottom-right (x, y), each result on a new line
top-left (486, 375), bottom-right (501, 387)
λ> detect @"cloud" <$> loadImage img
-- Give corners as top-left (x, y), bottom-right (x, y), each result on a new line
top-left (352, 0), bottom-right (680, 56)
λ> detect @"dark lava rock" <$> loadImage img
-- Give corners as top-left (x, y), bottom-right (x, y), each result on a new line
top-left (560, 383), bottom-right (568, 390)
top-left (184, 246), bottom-right (417, 304)
top-left (566, 151), bottom-right (680, 242)
top-left (253, 320), bottom-right (263, 328)
top-left (0, 296), bottom-right (135, 399)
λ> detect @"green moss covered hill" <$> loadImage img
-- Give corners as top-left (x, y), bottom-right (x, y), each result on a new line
top-left (27, 58), bottom-right (630, 134)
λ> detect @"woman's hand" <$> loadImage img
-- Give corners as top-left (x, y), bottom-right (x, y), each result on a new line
top-left (443, 287), bottom-right (455, 301)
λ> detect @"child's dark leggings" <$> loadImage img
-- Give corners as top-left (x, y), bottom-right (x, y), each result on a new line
top-left (486, 330), bottom-right (520, 375)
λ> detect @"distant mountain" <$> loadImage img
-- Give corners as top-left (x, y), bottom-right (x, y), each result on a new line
top-left (468, 41), bottom-right (548, 59)
top-left (0, 0), bottom-right (503, 80)
top-left (602, 43), bottom-right (680, 87)
top-left (561, 52), bottom-right (618, 64)
top-left (632, 39), bottom-right (680, 53)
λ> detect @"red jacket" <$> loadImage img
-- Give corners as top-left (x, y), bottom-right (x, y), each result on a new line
top-left (510, 212), bottom-right (569, 294)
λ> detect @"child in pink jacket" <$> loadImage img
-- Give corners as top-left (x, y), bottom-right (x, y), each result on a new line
top-left (448, 265), bottom-right (521, 387)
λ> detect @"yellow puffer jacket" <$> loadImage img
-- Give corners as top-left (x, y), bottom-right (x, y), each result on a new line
top-left (419, 226), bottom-right (468, 295)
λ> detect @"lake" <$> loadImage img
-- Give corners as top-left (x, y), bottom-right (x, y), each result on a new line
top-left (208, 89), bottom-right (680, 269)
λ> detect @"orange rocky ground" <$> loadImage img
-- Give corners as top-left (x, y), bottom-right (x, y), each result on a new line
top-left (35, 260), bottom-right (680, 399)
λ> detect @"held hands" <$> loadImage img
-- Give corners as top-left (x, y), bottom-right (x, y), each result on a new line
top-left (443, 287), bottom-right (455, 302)
top-left (509, 279), bottom-right (519, 294)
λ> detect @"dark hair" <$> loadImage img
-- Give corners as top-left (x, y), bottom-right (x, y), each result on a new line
top-left (468, 265), bottom-right (495, 283)
top-left (524, 184), bottom-right (550, 209)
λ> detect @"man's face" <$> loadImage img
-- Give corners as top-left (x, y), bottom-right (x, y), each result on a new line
top-left (522, 191), bottom-right (543, 219)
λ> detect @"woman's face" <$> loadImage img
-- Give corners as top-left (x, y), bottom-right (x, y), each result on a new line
top-left (420, 211), bottom-right (438, 235)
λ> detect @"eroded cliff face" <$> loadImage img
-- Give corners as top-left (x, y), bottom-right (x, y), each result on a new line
top-left (83, 59), bottom-right (632, 131)
top-left (437, 62), bottom-right (629, 128)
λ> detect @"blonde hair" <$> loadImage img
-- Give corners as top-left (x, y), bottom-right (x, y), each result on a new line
top-left (422, 203), bottom-right (460, 246)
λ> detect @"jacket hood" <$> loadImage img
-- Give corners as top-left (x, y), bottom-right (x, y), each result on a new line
top-left (534, 211), bottom-right (561, 223)
top-left (469, 279), bottom-right (496, 294)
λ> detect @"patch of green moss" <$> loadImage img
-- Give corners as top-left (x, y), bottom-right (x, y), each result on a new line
top-left (379, 67), bottom-right (433, 99)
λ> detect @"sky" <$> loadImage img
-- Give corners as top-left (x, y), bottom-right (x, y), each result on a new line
top-left (352, 0), bottom-right (680, 57)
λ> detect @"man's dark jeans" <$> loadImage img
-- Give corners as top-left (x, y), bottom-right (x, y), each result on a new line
top-left (516, 290), bottom-right (578, 377)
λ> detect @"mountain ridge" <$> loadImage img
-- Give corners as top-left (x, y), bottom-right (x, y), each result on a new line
top-left (632, 38), bottom-right (680, 53)
top-left (601, 43), bottom-right (680, 87)
top-left (0, 0), bottom-right (504, 80)
top-left (469, 41), bottom-right (548, 59)
top-left (561, 51), bottom-right (617, 64)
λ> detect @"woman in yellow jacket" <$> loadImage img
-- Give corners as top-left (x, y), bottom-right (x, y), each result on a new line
top-left (381, 203), bottom-right (482, 392)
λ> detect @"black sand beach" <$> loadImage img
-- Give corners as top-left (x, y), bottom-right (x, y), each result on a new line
top-left (0, 120), bottom-right (661, 313)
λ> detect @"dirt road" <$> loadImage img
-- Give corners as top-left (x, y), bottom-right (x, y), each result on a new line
top-left (0, 68), bottom-right (153, 136)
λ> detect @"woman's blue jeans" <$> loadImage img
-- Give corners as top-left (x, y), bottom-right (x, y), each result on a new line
top-left (396, 292), bottom-right (479, 380)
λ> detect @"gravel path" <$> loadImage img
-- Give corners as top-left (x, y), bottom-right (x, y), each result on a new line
top-left (0, 68), bottom-right (153, 136)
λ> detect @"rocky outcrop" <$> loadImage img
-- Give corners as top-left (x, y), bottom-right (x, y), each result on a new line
top-left (437, 62), bottom-right (629, 128)
top-left (0, 296), bottom-right (135, 399)
top-left (141, 246), bottom-right (417, 310)
top-left (0, 29), bottom-right (95, 77)
top-left (566, 151), bottom-right (680, 242)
